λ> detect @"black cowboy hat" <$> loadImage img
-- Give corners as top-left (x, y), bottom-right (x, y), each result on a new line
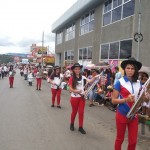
top-left (71, 63), bottom-right (83, 70)
top-left (121, 57), bottom-right (142, 70)
top-left (53, 66), bottom-right (61, 70)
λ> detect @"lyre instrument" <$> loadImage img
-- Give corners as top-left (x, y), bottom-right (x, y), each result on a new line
top-left (126, 77), bottom-right (150, 120)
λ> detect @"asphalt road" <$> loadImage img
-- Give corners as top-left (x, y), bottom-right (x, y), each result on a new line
top-left (0, 70), bottom-right (149, 150)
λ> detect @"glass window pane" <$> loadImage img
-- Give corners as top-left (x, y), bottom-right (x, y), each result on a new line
top-left (71, 51), bottom-right (74, 60)
top-left (103, 12), bottom-right (111, 26)
top-left (83, 48), bottom-right (87, 59)
top-left (90, 11), bottom-right (95, 20)
top-left (85, 14), bottom-right (89, 23)
top-left (101, 44), bottom-right (109, 59)
top-left (84, 24), bottom-right (89, 33)
top-left (72, 31), bottom-right (75, 39)
top-left (89, 21), bottom-right (94, 31)
top-left (65, 34), bottom-right (68, 41)
top-left (104, 0), bottom-right (112, 13)
top-left (69, 32), bottom-right (73, 40)
top-left (65, 52), bottom-right (67, 60)
top-left (120, 40), bottom-right (132, 59)
top-left (124, 0), bottom-right (130, 3)
top-left (109, 42), bottom-right (119, 59)
top-left (88, 47), bottom-right (92, 59)
top-left (113, 0), bottom-right (122, 8)
top-left (73, 24), bottom-right (75, 30)
top-left (112, 6), bottom-right (122, 22)
top-left (79, 49), bottom-right (82, 60)
top-left (123, 0), bottom-right (135, 18)
top-left (67, 51), bottom-right (71, 60)
top-left (80, 26), bottom-right (84, 35)
top-left (81, 17), bottom-right (84, 25)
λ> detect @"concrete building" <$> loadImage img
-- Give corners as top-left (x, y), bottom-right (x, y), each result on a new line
top-left (52, 0), bottom-right (150, 68)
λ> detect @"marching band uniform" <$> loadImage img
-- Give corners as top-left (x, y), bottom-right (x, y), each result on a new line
top-left (49, 66), bottom-right (63, 108)
top-left (112, 57), bottom-right (142, 150)
top-left (68, 63), bottom-right (98, 134)
top-left (36, 66), bottom-right (43, 90)
top-left (9, 65), bottom-right (16, 88)
top-left (28, 72), bottom-right (34, 86)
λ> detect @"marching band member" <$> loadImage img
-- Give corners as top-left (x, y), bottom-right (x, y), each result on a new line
top-left (35, 66), bottom-right (43, 90)
top-left (49, 66), bottom-right (63, 108)
top-left (8, 65), bottom-right (16, 88)
top-left (28, 71), bottom-right (34, 86)
top-left (68, 63), bottom-right (99, 134)
top-left (87, 69), bottom-right (99, 107)
top-left (112, 57), bottom-right (143, 150)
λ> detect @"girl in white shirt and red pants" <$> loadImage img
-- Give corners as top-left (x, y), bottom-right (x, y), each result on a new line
top-left (68, 63), bottom-right (98, 134)
top-left (49, 66), bottom-right (63, 108)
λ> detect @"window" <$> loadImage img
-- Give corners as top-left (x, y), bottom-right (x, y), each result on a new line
top-left (100, 39), bottom-right (132, 59)
top-left (80, 10), bottom-right (95, 35)
top-left (88, 47), bottom-right (92, 59)
top-left (101, 44), bottom-right (109, 59)
top-left (65, 24), bottom-right (75, 41)
top-left (56, 32), bottom-right (63, 45)
top-left (124, 0), bottom-right (130, 2)
top-left (64, 50), bottom-right (74, 61)
top-left (112, 6), bottom-right (122, 22)
top-left (109, 42), bottom-right (119, 59)
top-left (113, 0), bottom-right (122, 8)
top-left (123, 0), bottom-right (135, 18)
top-left (120, 40), bottom-right (132, 59)
top-left (103, 12), bottom-right (111, 26)
top-left (79, 47), bottom-right (92, 61)
top-left (103, 0), bottom-right (135, 26)
top-left (104, 0), bottom-right (112, 13)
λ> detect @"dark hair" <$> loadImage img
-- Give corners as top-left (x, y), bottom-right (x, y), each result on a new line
top-left (124, 64), bottom-right (139, 82)
top-left (50, 69), bottom-right (60, 80)
top-left (115, 66), bottom-right (119, 71)
top-left (9, 65), bottom-right (13, 71)
top-left (142, 72), bottom-right (149, 78)
top-left (72, 72), bottom-right (82, 89)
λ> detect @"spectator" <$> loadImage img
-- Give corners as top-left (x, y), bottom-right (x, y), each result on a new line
top-left (113, 66), bottom-right (122, 86)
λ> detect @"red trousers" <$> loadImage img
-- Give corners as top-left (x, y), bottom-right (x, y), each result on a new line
top-left (70, 97), bottom-right (85, 127)
top-left (36, 78), bottom-right (42, 89)
top-left (115, 112), bottom-right (138, 150)
top-left (51, 88), bottom-right (62, 106)
top-left (9, 77), bottom-right (14, 87)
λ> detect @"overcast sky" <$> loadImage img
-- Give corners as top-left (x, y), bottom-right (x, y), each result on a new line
top-left (0, 0), bottom-right (77, 54)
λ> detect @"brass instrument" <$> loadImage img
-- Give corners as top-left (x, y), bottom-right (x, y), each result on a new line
top-left (126, 77), bottom-right (150, 120)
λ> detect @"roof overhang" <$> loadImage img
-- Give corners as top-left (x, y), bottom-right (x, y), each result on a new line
top-left (51, 0), bottom-right (104, 33)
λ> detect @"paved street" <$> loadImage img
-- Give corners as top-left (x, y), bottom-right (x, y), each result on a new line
top-left (0, 70), bottom-right (149, 150)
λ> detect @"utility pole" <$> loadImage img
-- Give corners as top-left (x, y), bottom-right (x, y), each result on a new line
top-left (41, 31), bottom-right (44, 68)
top-left (137, 0), bottom-right (141, 61)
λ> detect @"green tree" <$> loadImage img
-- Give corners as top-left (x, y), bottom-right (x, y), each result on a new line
top-left (0, 54), bottom-right (14, 64)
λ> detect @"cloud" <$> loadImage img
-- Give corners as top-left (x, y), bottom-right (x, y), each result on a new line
top-left (0, 0), bottom-right (78, 54)
top-left (0, 36), bottom-right (15, 46)
top-left (17, 38), bottom-right (41, 48)
top-left (45, 33), bottom-right (55, 42)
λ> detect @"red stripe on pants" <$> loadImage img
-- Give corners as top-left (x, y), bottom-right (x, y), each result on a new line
top-left (51, 88), bottom-right (62, 105)
top-left (36, 78), bottom-right (42, 89)
top-left (115, 112), bottom-right (138, 150)
top-left (9, 77), bottom-right (14, 87)
top-left (70, 97), bottom-right (85, 127)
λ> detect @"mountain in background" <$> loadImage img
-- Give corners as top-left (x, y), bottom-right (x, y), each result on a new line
top-left (6, 53), bottom-right (28, 58)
